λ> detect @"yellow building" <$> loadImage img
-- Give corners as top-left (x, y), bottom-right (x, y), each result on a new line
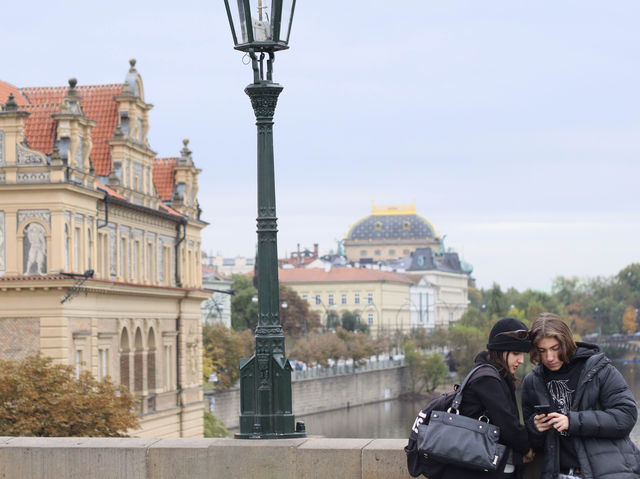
top-left (279, 267), bottom-right (413, 335)
top-left (0, 61), bottom-right (207, 437)
top-left (343, 202), bottom-right (441, 262)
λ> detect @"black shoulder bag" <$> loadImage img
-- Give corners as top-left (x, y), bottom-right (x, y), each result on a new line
top-left (416, 364), bottom-right (507, 472)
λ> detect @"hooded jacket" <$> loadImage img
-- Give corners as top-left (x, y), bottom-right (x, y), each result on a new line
top-left (521, 343), bottom-right (640, 479)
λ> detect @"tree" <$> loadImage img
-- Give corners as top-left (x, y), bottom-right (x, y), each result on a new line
top-left (230, 274), bottom-right (259, 331)
top-left (0, 355), bottom-right (138, 437)
top-left (448, 323), bottom-right (486, 378)
top-left (422, 353), bottom-right (448, 392)
top-left (202, 323), bottom-right (253, 389)
top-left (336, 327), bottom-right (374, 368)
top-left (204, 411), bottom-right (229, 438)
top-left (340, 310), bottom-right (358, 332)
top-left (403, 340), bottom-right (424, 393)
top-left (279, 285), bottom-right (322, 337)
top-left (622, 305), bottom-right (638, 334)
top-left (486, 283), bottom-right (508, 318)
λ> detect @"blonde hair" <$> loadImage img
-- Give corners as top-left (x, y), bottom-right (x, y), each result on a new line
top-left (529, 312), bottom-right (577, 365)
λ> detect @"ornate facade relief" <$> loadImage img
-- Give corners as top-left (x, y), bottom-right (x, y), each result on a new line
top-left (16, 144), bottom-right (46, 166)
top-left (18, 210), bottom-right (51, 227)
top-left (74, 141), bottom-right (84, 169)
top-left (17, 172), bottom-right (50, 183)
top-left (23, 222), bottom-right (47, 275)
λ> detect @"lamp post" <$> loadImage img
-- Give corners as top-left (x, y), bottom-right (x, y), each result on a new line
top-left (224, 0), bottom-right (304, 439)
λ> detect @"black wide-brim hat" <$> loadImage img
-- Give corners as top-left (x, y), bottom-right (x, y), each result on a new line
top-left (486, 317), bottom-right (531, 352)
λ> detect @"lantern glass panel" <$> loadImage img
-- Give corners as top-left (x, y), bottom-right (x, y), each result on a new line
top-left (249, 0), bottom-right (273, 42)
top-left (279, 0), bottom-right (294, 43)
top-left (226, 0), bottom-right (295, 51)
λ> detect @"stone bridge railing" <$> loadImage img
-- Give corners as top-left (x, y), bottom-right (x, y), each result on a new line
top-left (0, 437), bottom-right (412, 479)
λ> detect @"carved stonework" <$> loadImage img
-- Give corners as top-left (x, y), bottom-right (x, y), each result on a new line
top-left (17, 172), bottom-right (50, 183)
top-left (0, 211), bottom-right (5, 272)
top-left (0, 130), bottom-right (4, 166)
top-left (74, 141), bottom-right (84, 169)
top-left (18, 209), bottom-right (51, 227)
top-left (23, 222), bottom-right (47, 275)
top-left (16, 144), bottom-right (46, 166)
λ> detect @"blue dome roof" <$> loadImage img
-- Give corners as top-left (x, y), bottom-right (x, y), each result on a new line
top-left (347, 214), bottom-right (436, 240)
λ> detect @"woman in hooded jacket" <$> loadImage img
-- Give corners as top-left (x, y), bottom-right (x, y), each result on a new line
top-left (521, 312), bottom-right (640, 479)
top-left (439, 317), bottom-right (535, 479)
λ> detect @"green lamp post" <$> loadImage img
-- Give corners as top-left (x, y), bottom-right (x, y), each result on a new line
top-left (224, 0), bottom-right (305, 439)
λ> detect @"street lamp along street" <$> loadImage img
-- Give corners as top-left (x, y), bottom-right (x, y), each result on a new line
top-left (224, 0), bottom-right (305, 439)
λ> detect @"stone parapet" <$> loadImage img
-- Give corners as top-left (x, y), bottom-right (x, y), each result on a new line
top-left (0, 437), bottom-right (412, 479)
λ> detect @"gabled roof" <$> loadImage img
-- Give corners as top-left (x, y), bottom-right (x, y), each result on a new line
top-left (21, 84), bottom-right (123, 176)
top-left (278, 267), bottom-right (412, 284)
top-left (152, 157), bottom-right (178, 202)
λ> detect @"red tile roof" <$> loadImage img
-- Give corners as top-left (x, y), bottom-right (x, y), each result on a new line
top-left (278, 267), bottom-right (412, 284)
top-left (158, 202), bottom-right (184, 217)
top-left (96, 182), bottom-right (128, 201)
top-left (153, 157), bottom-right (177, 201)
top-left (21, 84), bottom-right (123, 176)
top-left (0, 80), bottom-right (28, 106)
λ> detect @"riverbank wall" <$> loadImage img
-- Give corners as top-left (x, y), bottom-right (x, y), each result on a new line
top-left (207, 364), bottom-right (409, 430)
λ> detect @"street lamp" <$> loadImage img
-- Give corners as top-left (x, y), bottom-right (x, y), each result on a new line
top-left (224, 0), bottom-right (304, 439)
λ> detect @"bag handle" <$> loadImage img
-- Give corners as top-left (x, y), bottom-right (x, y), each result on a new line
top-left (449, 364), bottom-right (499, 413)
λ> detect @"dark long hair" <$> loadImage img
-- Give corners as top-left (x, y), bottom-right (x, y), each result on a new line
top-left (488, 349), bottom-right (517, 383)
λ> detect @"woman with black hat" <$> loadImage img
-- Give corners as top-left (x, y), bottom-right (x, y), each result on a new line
top-left (441, 317), bottom-right (535, 479)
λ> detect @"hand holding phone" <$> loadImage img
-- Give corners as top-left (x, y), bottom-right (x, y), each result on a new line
top-left (534, 404), bottom-right (551, 415)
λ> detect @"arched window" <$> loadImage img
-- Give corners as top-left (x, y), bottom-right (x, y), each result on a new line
top-left (23, 223), bottom-right (47, 275)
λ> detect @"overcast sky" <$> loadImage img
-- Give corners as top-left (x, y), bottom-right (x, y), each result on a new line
top-left (2, 1), bottom-right (639, 291)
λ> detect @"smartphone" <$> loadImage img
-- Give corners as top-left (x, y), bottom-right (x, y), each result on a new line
top-left (534, 404), bottom-right (551, 415)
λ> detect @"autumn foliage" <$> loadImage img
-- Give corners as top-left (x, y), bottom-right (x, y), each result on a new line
top-left (0, 355), bottom-right (139, 437)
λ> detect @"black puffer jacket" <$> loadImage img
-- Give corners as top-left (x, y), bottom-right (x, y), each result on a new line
top-left (441, 352), bottom-right (530, 479)
top-left (521, 343), bottom-right (640, 479)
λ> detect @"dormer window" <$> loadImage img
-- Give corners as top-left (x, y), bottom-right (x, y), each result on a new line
top-left (374, 221), bottom-right (382, 231)
top-left (403, 221), bottom-right (411, 231)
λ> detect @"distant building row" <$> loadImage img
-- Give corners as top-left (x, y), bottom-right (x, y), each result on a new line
top-left (202, 203), bottom-right (472, 332)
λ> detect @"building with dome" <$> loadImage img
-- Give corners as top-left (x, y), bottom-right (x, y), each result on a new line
top-left (0, 61), bottom-right (207, 437)
top-left (344, 202), bottom-right (442, 262)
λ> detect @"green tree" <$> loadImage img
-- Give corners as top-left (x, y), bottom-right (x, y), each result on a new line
top-left (279, 285), bottom-right (322, 337)
top-left (0, 355), bottom-right (139, 437)
top-left (486, 283), bottom-right (508, 318)
top-left (404, 340), bottom-right (424, 393)
top-left (340, 310), bottom-right (359, 332)
top-left (422, 353), bottom-right (448, 392)
top-left (202, 323), bottom-right (253, 389)
top-left (448, 323), bottom-right (486, 378)
top-left (204, 411), bottom-right (229, 437)
top-left (230, 274), bottom-right (258, 331)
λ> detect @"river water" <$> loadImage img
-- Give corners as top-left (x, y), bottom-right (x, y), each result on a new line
top-left (298, 361), bottom-right (640, 441)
